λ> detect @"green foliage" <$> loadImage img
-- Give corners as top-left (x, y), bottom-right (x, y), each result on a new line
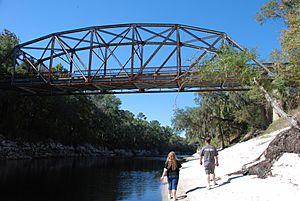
top-left (0, 29), bottom-right (194, 153)
top-left (172, 91), bottom-right (271, 148)
top-left (173, 0), bottom-right (300, 148)
top-left (52, 63), bottom-right (66, 73)
top-left (256, 0), bottom-right (300, 24)
top-left (0, 91), bottom-right (193, 153)
top-left (196, 46), bottom-right (260, 87)
top-left (258, 0), bottom-right (300, 110)
top-left (174, 45), bottom-right (274, 148)
top-left (52, 63), bottom-right (68, 78)
top-left (257, 0), bottom-right (300, 81)
top-left (256, 0), bottom-right (284, 23)
top-left (0, 29), bottom-right (19, 75)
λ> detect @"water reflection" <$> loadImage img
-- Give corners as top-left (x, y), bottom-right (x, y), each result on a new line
top-left (0, 157), bottom-right (165, 201)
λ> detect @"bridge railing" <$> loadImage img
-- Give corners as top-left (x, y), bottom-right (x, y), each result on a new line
top-left (71, 65), bottom-right (191, 78)
top-left (5, 65), bottom-right (191, 81)
top-left (1, 63), bottom-right (272, 82)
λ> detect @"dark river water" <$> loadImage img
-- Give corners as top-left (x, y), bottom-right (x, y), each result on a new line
top-left (0, 157), bottom-right (166, 201)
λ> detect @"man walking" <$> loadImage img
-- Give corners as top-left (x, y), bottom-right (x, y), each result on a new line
top-left (200, 136), bottom-right (219, 189)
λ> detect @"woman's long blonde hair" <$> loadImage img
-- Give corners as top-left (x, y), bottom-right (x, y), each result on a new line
top-left (166, 151), bottom-right (178, 171)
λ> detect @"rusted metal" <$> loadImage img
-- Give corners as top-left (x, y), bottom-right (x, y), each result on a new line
top-left (49, 36), bottom-right (55, 84)
top-left (0, 23), bottom-right (270, 95)
top-left (176, 26), bottom-right (181, 77)
top-left (88, 29), bottom-right (94, 82)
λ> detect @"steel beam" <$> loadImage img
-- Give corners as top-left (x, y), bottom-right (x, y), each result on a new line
top-left (2, 23), bottom-right (272, 95)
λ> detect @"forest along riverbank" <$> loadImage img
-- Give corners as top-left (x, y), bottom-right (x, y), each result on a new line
top-left (0, 135), bottom-right (165, 160)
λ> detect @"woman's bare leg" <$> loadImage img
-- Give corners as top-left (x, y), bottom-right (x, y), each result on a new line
top-left (172, 190), bottom-right (177, 200)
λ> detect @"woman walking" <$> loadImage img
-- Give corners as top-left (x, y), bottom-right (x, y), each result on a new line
top-left (160, 151), bottom-right (182, 200)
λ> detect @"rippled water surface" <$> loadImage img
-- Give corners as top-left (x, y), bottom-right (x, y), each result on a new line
top-left (0, 157), bottom-right (165, 201)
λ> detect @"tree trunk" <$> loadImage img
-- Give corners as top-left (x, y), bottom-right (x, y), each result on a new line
top-left (259, 104), bottom-right (272, 129)
top-left (254, 78), bottom-right (300, 131)
top-left (218, 123), bottom-right (225, 149)
top-left (228, 42), bottom-right (300, 131)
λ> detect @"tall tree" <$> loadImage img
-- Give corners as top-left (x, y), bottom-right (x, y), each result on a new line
top-left (257, 0), bottom-right (300, 110)
top-left (0, 29), bottom-right (19, 75)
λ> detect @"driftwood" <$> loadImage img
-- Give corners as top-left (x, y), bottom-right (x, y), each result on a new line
top-left (239, 128), bottom-right (300, 178)
top-left (241, 129), bottom-right (261, 142)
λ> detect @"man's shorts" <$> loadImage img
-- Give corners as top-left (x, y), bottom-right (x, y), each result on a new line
top-left (204, 165), bottom-right (215, 174)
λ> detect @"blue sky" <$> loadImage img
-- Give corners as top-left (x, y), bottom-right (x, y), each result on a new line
top-left (0, 0), bottom-right (283, 127)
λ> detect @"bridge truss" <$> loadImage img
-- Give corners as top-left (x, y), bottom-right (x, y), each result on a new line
top-left (4, 23), bottom-right (253, 95)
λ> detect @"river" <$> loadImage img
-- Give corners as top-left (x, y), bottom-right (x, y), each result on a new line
top-left (0, 157), bottom-right (166, 201)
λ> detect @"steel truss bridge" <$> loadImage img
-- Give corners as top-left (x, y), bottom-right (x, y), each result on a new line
top-left (0, 23), bottom-right (270, 95)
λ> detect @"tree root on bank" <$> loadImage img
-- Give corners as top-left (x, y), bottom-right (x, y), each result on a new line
top-left (236, 128), bottom-right (300, 178)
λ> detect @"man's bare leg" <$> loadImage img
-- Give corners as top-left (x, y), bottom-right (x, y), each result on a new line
top-left (207, 174), bottom-right (211, 189)
top-left (212, 173), bottom-right (218, 185)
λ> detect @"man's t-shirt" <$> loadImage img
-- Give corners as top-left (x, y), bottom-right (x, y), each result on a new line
top-left (200, 144), bottom-right (218, 167)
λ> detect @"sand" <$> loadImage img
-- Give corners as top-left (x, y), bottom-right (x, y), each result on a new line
top-left (162, 127), bottom-right (300, 201)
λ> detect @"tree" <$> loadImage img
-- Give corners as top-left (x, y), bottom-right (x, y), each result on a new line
top-left (172, 90), bottom-right (269, 148)
top-left (256, 0), bottom-right (300, 25)
top-left (0, 29), bottom-right (19, 75)
top-left (137, 112), bottom-right (147, 120)
top-left (257, 0), bottom-right (300, 107)
top-left (256, 0), bottom-right (300, 128)
top-left (0, 29), bottom-right (194, 153)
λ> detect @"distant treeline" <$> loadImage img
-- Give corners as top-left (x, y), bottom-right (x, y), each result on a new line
top-left (0, 91), bottom-right (194, 153)
top-left (0, 30), bottom-right (194, 154)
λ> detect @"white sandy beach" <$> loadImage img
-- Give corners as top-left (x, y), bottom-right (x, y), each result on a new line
top-left (162, 127), bottom-right (300, 201)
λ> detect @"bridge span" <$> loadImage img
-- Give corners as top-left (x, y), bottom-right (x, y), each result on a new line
top-left (0, 23), bottom-right (269, 95)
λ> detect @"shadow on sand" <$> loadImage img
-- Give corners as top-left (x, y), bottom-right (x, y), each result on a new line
top-left (185, 174), bottom-right (244, 194)
top-left (176, 194), bottom-right (188, 200)
top-left (185, 186), bottom-right (206, 194)
top-left (213, 175), bottom-right (244, 189)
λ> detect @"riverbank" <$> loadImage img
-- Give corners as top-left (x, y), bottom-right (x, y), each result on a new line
top-left (0, 135), bottom-right (162, 160)
top-left (164, 127), bottom-right (300, 201)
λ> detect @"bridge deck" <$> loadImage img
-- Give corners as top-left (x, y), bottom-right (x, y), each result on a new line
top-left (0, 69), bottom-right (248, 95)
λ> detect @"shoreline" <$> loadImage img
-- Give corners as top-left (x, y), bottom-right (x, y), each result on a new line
top-left (0, 137), bottom-right (152, 160)
top-left (0, 135), bottom-right (193, 160)
top-left (163, 127), bottom-right (300, 201)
